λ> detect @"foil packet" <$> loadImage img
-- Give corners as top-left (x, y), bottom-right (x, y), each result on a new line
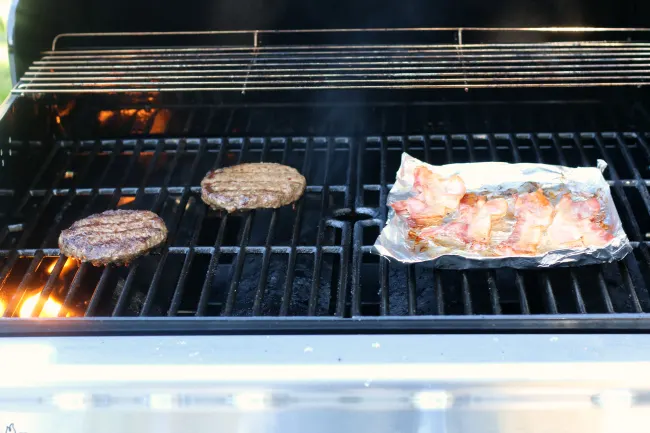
top-left (373, 153), bottom-right (632, 269)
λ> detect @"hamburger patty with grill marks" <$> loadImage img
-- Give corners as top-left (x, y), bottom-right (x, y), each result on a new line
top-left (200, 163), bottom-right (307, 213)
top-left (59, 210), bottom-right (168, 266)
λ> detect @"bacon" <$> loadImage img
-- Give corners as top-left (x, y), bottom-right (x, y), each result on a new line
top-left (420, 222), bottom-right (469, 248)
top-left (544, 195), bottom-right (613, 249)
top-left (421, 195), bottom-right (508, 247)
top-left (498, 189), bottom-right (553, 254)
top-left (468, 198), bottom-right (509, 244)
top-left (391, 167), bottom-right (466, 228)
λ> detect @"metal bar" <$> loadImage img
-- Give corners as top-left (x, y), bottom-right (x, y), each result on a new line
top-left (252, 138), bottom-right (283, 315)
top-left (461, 273), bottom-right (473, 315)
top-left (16, 82), bottom-right (650, 93)
top-left (110, 138), bottom-right (166, 316)
top-left (221, 213), bottom-right (253, 316)
top-left (570, 270), bottom-right (588, 314)
top-left (377, 137), bottom-right (389, 316)
top-left (486, 271), bottom-right (501, 315)
top-left (435, 272), bottom-right (444, 315)
top-left (2, 251), bottom-right (44, 317)
top-left (333, 221), bottom-right (351, 317)
top-left (34, 53), bottom-right (650, 69)
top-left (8, 314), bottom-right (650, 335)
top-left (280, 140), bottom-right (313, 316)
top-left (59, 262), bottom-right (88, 317)
top-left (548, 134), bottom-right (590, 314)
top-left (24, 75), bottom-right (650, 89)
top-left (618, 259), bottom-right (644, 313)
top-left (141, 139), bottom-right (207, 316)
top-left (195, 138), bottom-right (234, 316)
top-left (334, 140), bottom-right (355, 318)
top-left (167, 204), bottom-right (205, 316)
top-left (592, 133), bottom-right (643, 240)
top-left (28, 255), bottom-right (67, 318)
top-left (80, 140), bottom-right (140, 316)
top-left (216, 137), bottom-right (255, 317)
top-left (542, 275), bottom-right (559, 314)
top-left (515, 271), bottom-right (531, 314)
top-left (50, 27), bottom-right (650, 51)
top-left (41, 44), bottom-right (650, 60)
top-left (3, 139), bottom-right (100, 316)
top-left (308, 138), bottom-right (335, 316)
top-left (84, 265), bottom-right (114, 316)
top-left (597, 270), bottom-right (616, 313)
top-left (42, 42), bottom-right (650, 60)
top-left (400, 137), bottom-right (417, 316)
top-left (0, 142), bottom-right (76, 296)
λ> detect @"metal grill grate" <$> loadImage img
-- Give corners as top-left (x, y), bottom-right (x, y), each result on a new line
top-left (13, 27), bottom-right (650, 93)
top-left (2, 103), bottom-right (650, 333)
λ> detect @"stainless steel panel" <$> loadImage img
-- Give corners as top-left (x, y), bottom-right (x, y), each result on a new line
top-left (0, 334), bottom-right (648, 433)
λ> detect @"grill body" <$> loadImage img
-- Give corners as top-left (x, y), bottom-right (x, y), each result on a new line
top-left (4, 3), bottom-right (650, 432)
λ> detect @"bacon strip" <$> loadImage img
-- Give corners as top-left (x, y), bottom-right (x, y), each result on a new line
top-left (391, 166), bottom-right (466, 228)
top-left (498, 189), bottom-right (553, 254)
top-left (544, 195), bottom-right (613, 249)
top-left (420, 195), bottom-right (508, 247)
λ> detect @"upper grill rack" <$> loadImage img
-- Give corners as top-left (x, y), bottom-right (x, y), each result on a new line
top-left (13, 27), bottom-right (650, 93)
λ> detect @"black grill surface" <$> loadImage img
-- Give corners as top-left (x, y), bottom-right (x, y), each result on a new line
top-left (2, 99), bottom-right (650, 334)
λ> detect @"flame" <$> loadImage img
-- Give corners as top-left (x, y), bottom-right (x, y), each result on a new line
top-left (131, 109), bottom-right (155, 133)
top-left (55, 101), bottom-right (76, 117)
top-left (19, 293), bottom-right (65, 318)
top-left (150, 109), bottom-right (171, 134)
top-left (117, 196), bottom-right (136, 207)
top-left (97, 110), bottom-right (115, 124)
top-left (0, 300), bottom-right (5, 316)
top-left (46, 257), bottom-right (76, 277)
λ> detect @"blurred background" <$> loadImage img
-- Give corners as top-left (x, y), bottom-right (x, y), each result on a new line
top-left (0, 0), bottom-right (11, 99)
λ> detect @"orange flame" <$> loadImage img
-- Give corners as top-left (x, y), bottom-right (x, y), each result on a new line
top-left (19, 293), bottom-right (65, 318)
top-left (117, 196), bottom-right (136, 207)
top-left (0, 300), bottom-right (5, 316)
top-left (46, 257), bottom-right (76, 276)
top-left (55, 101), bottom-right (76, 117)
top-left (150, 109), bottom-right (171, 134)
top-left (131, 109), bottom-right (155, 133)
top-left (97, 110), bottom-right (115, 124)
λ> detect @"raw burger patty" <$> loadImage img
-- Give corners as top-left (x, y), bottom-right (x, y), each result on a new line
top-left (201, 163), bottom-right (307, 212)
top-left (59, 210), bottom-right (168, 265)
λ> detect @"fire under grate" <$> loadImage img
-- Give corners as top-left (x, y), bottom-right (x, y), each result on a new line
top-left (2, 127), bottom-right (650, 333)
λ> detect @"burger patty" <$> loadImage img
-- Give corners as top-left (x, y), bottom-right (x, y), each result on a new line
top-left (201, 163), bottom-right (307, 213)
top-left (59, 210), bottom-right (168, 266)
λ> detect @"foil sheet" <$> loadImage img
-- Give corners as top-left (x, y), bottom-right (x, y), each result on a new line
top-left (374, 153), bottom-right (632, 269)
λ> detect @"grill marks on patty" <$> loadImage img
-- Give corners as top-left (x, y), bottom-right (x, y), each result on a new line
top-left (59, 210), bottom-right (168, 266)
top-left (201, 163), bottom-right (307, 213)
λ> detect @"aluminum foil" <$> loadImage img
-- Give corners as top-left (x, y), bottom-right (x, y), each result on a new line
top-left (374, 153), bottom-right (632, 269)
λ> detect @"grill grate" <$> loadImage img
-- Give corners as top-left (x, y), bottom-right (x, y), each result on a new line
top-left (14, 27), bottom-right (650, 93)
top-left (2, 114), bottom-right (650, 327)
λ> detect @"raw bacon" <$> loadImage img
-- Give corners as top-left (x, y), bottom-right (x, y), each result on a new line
top-left (375, 153), bottom-right (630, 267)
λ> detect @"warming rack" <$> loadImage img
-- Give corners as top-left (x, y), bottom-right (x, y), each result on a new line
top-left (12, 27), bottom-right (650, 93)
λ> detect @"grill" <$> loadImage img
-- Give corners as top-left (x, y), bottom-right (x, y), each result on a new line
top-left (17, 28), bottom-right (650, 93)
top-left (4, 28), bottom-right (650, 335)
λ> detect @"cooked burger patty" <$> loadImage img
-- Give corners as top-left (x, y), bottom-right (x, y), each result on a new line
top-left (201, 163), bottom-right (307, 213)
top-left (59, 210), bottom-right (168, 266)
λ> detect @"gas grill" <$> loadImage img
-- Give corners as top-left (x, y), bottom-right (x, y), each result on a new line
top-left (3, 27), bottom-right (650, 333)
top-left (4, 1), bottom-right (650, 432)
